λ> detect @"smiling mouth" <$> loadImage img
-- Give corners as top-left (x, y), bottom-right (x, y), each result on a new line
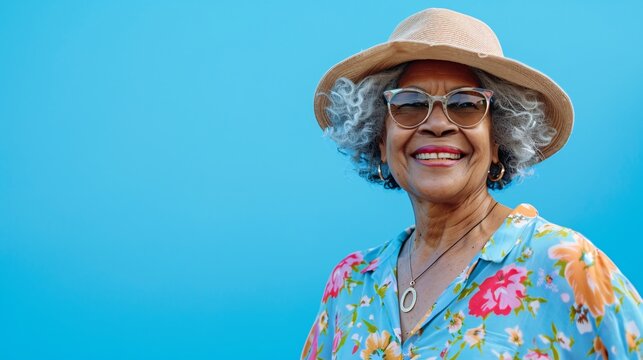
top-left (414, 152), bottom-right (462, 160)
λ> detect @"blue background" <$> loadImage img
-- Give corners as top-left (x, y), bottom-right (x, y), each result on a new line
top-left (1, 1), bottom-right (642, 359)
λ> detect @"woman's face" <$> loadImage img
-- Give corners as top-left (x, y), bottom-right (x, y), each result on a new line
top-left (379, 60), bottom-right (499, 204)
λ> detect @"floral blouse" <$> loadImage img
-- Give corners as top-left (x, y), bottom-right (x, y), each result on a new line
top-left (301, 204), bottom-right (643, 360)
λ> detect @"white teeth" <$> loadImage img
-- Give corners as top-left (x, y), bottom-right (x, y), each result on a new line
top-left (415, 152), bottom-right (462, 160)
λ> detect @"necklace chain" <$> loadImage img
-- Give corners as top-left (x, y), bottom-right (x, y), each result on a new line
top-left (400, 201), bottom-right (499, 313)
top-left (407, 201), bottom-right (499, 289)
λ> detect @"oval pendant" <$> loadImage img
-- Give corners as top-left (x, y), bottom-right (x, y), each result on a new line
top-left (400, 286), bottom-right (417, 313)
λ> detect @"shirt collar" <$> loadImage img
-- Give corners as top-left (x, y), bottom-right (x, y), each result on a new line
top-left (364, 226), bottom-right (413, 269)
top-left (362, 227), bottom-right (412, 286)
top-left (479, 203), bottom-right (539, 263)
top-left (364, 203), bottom-right (540, 281)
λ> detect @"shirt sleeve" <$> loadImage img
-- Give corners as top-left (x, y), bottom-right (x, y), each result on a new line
top-left (300, 275), bottom-right (335, 360)
top-left (595, 269), bottom-right (643, 359)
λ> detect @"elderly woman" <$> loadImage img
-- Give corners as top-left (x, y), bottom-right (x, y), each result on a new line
top-left (301, 8), bottom-right (642, 360)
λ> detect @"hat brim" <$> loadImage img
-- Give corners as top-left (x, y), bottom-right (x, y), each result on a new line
top-left (314, 41), bottom-right (574, 161)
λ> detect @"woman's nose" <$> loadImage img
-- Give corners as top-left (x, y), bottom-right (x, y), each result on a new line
top-left (417, 102), bottom-right (459, 137)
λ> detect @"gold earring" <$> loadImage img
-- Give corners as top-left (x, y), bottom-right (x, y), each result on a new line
top-left (488, 162), bottom-right (505, 182)
top-left (378, 163), bottom-right (386, 181)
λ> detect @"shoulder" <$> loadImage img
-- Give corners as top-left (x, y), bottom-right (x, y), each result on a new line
top-left (509, 206), bottom-right (633, 310)
top-left (507, 206), bottom-right (643, 355)
top-left (503, 205), bottom-right (613, 267)
top-left (319, 227), bottom-right (410, 305)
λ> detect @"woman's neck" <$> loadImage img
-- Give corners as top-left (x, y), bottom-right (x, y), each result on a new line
top-left (409, 188), bottom-right (499, 255)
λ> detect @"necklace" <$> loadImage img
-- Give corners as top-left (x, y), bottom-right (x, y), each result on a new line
top-left (400, 201), bottom-right (499, 313)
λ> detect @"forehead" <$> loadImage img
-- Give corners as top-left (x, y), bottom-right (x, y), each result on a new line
top-left (398, 60), bottom-right (480, 89)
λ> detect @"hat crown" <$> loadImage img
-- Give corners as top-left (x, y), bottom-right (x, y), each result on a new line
top-left (314, 8), bottom-right (573, 160)
top-left (389, 8), bottom-right (503, 56)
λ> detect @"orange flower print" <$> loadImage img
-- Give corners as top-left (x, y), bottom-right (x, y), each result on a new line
top-left (626, 321), bottom-right (641, 354)
top-left (505, 204), bottom-right (539, 228)
top-left (592, 336), bottom-right (609, 359)
top-left (514, 203), bottom-right (538, 218)
top-left (548, 232), bottom-right (617, 317)
top-left (360, 330), bottom-right (402, 360)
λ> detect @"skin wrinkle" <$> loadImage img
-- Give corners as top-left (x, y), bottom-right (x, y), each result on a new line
top-left (410, 194), bottom-right (499, 260)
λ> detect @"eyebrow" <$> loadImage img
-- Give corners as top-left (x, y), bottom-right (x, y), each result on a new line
top-left (401, 85), bottom-right (478, 93)
top-left (405, 85), bottom-right (425, 91)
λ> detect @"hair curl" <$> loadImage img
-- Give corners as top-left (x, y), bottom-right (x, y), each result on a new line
top-left (322, 63), bottom-right (556, 190)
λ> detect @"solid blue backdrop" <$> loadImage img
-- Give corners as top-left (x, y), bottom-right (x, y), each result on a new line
top-left (1, 1), bottom-right (641, 359)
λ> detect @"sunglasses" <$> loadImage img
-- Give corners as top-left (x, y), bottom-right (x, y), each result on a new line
top-left (383, 87), bottom-right (494, 129)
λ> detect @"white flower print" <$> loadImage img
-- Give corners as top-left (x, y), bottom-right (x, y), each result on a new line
top-left (448, 311), bottom-right (465, 334)
top-left (505, 325), bottom-right (524, 346)
top-left (537, 268), bottom-right (559, 292)
top-left (360, 295), bottom-right (372, 307)
top-left (464, 325), bottom-right (485, 348)
top-left (529, 300), bottom-right (541, 315)
top-left (492, 350), bottom-right (513, 360)
top-left (556, 331), bottom-right (572, 350)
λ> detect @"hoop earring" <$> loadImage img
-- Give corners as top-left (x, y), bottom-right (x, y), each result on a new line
top-left (378, 163), bottom-right (386, 182)
top-left (488, 162), bottom-right (505, 182)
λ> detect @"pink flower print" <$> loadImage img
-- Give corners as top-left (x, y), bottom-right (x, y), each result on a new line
top-left (332, 327), bottom-right (343, 353)
top-left (468, 264), bottom-right (528, 318)
top-left (351, 333), bottom-right (362, 355)
top-left (302, 317), bottom-right (320, 360)
top-left (439, 340), bottom-right (451, 359)
top-left (524, 350), bottom-right (550, 360)
top-left (360, 258), bottom-right (380, 273)
top-left (322, 251), bottom-right (363, 303)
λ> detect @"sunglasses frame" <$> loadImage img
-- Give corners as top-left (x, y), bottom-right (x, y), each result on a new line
top-left (383, 87), bottom-right (494, 129)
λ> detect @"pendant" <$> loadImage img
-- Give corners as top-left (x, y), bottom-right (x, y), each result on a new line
top-left (400, 281), bottom-right (417, 313)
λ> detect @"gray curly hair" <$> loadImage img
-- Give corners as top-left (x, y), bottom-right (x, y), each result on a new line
top-left (322, 63), bottom-right (556, 190)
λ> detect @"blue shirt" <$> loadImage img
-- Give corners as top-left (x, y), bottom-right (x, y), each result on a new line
top-left (300, 204), bottom-right (643, 359)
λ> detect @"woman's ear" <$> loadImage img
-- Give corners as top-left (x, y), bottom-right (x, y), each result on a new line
top-left (379, 138), bottom-right (387, 163)
top-left (491, 142), bottom-right (500, 163)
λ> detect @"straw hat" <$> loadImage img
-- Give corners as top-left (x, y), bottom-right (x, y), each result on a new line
top-left (314, 8), bottom-right (573, 161)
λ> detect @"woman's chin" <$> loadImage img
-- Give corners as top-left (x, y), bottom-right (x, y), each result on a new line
top-left (406, 181), bottom-right (470, 203)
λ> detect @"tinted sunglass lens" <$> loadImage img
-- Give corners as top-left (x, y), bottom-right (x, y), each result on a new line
top-left (446, 91), bottom-right (488, 126)
top-left (389, 91), bottom-right (429, 127)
